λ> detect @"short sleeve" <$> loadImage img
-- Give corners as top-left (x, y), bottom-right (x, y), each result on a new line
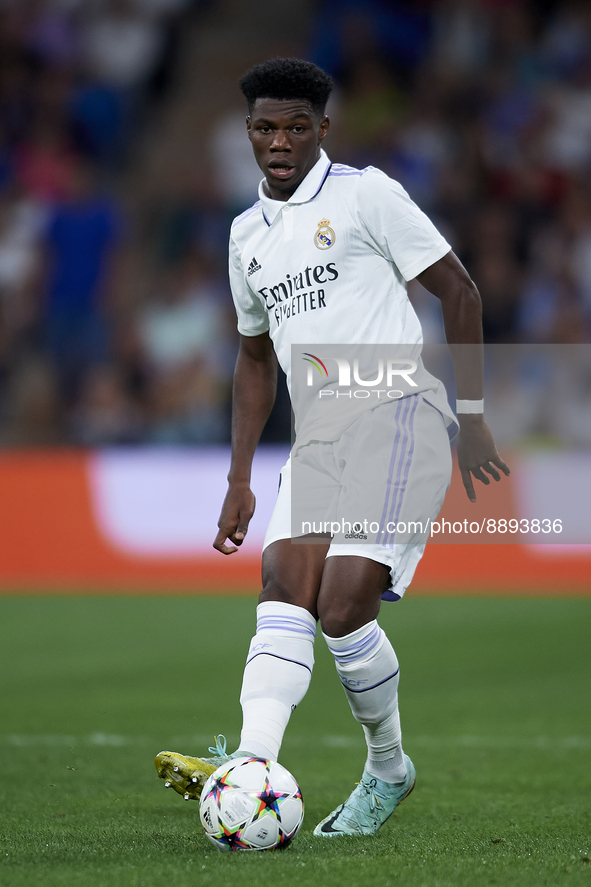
top-left (229, 234), bottom-right (270, 337)
top-left (355, 169), bottom-right (451, 281)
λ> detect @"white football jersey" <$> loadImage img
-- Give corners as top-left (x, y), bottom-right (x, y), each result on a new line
top-left (229, 149), bottom-right (456, 439)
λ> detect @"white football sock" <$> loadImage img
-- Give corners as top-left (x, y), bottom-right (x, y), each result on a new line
top-left (239, 601), bottom-right (316, 761)
top-left (323, 620), bottom-right (406, 784)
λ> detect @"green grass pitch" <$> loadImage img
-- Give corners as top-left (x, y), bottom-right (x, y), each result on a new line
top-left (1, 595), bottom-right (590, 887)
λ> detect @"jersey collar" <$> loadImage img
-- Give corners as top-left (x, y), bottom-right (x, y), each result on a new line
top-left (258, 149), bottom-right (332, 226)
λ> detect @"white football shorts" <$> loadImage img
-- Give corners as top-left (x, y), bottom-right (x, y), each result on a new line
top-left (263, 394), bottom-right (453, 600)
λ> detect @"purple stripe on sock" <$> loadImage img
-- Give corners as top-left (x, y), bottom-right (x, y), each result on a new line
top-left (336, 630), bottom-right (379, 653)
top-left (257, 624), bottom-right (316, 638)
top-left (332, 623), bottom-right (380, 648)
top-left (327, 625), bottom-right (383, 665)
top-left (329, 625), bottom-right (380, 657)
top-left (331, 638), bottom-right (382, 666)
top-left (258, 620), bottom-right (315, 632)
top-left (256, 616), bottom-right (317, 638)
top-left (257, 616), bottom-right (316, 630)
top-left (257, 613), bottom-right (315, 624)
top-left (257, 620), bottom-right (315, 629)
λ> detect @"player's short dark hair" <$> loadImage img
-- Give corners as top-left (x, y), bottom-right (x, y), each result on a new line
top-left (239, 58), bottom-right (333, 117)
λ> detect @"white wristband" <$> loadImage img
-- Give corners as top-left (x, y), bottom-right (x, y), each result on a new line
top-left (456, 399), bottom-right (484, 414)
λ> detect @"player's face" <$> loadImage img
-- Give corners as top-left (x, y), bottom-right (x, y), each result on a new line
top-left (247, 99), bottom-right (329, 201)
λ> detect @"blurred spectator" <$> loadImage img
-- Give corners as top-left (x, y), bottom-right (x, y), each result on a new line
top-left (0, 186), bottom-right (47, 294)
top-left (147, 360), bottom-right (228, 444)
top-left (23, 0), bottom-right (80, 68)
top-left (0, 354), bottom-right (62, 446)
top-left (0, 125), bottom-right (14, 193)
top-left (15, 121), bottom-right (80, 202)
top-left (309, 0), bottom-right (432, 81)
top-left (77, 0), bottom-right (174, 163)
top-left (81, 0), bottom-right (165, 92)
top-left (517, 226), bottom-right (572, 343)
top-left (338, 58), bottom-right (407, 161)
top-left (432, 0), bottom-right (492, 75)
top-left (0, 50), bottom-right (36, 145)
top-left (40, 160), bottom-right (123, 400)
top-left (210, 111), bottom-right (263, 215)
top-left (137, 250), bottom-right (231, 374)
top-left (560, 185), bottom-right (591, 325)
top-left (0, 185), bottom-right (48, 362)
top-left (151, 166), bottom-right (232, 264)
top-left (475, 250), bottom-right (522, 343)
top-left (541, 0), bottom-right (591, 81)
top-left (481, 346), bottom-right (548, 448)
top-left (70, 363), bottom-right (145, 445)
top-left (385, 89), bottom-right (453, 211)
top-left (0, 0), bottom-right (590, 449)
top-left (70, 79), bottom-right (125, 166)
top-left (138, 0), bottom-right (193, 13)
top-left (549, 345), bottom-right (591, 445)
top-left (543, 62), bottom-right (591, 173)
top-left (136, 250), bottom-right (234, 443)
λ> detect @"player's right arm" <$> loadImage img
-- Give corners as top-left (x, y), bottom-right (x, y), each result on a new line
top-left (213, 331), bottom-right (277, 555)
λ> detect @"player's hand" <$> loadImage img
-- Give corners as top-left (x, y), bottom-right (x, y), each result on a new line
top-left (456, 416), bottom-right (510, 502)
top-left (213, 481), bottom-right (256, 555)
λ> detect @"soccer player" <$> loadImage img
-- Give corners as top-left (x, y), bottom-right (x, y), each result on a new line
top-left (155, 58), bottom-right (509, 837)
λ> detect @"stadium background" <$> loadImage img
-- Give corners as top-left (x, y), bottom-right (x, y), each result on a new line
top-left (0, 0), bottom-right (589, 590)
top-left (1, 4), bottom-right (590, 885)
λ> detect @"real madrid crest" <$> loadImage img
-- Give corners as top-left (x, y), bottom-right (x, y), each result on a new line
top-left (314, 218), bottom-right (335, 250)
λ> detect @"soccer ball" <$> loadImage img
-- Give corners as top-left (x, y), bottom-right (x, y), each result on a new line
top-left (199, 756), bottom-right (304, 851)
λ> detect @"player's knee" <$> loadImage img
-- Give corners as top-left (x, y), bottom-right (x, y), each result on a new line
top-left (318, 601), bottom-right (363, 638)
top-left (258, 579), bottom-right (300, 608)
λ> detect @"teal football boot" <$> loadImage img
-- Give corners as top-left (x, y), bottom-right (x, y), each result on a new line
top-left (314, 754), bottom-right (416, 837)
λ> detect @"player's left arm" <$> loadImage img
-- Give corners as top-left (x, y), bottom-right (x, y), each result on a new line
top-left (416, 250), bottom-right (510, 502)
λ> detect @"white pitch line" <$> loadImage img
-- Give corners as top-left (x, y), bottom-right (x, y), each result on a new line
top-left (2, 734), bottom-right (215, 748)
top-left (3, 734), bottom-right (590, 750)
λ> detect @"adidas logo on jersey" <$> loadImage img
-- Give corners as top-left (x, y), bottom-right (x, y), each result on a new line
top-left (247, 257), bottom-right (262, 276)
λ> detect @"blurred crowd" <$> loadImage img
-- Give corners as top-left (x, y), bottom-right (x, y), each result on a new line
top-left (0, 0), bottom-right (590, 447)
